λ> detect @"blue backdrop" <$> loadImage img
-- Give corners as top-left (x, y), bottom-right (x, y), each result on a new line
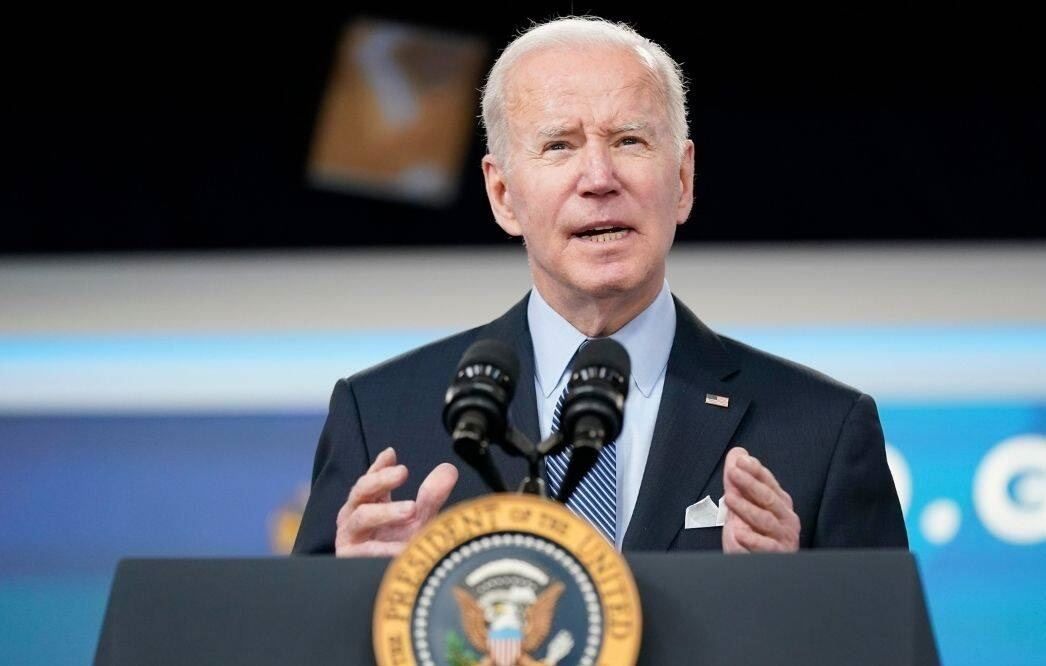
top-left (2, 329), bottom-right (1044, 664)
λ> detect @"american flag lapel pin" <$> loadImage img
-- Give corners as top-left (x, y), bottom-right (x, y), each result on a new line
top-left (705, 393), bottom-right (730, 408)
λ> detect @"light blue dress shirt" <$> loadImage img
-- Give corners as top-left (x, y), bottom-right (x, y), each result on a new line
top-left (527, 282), bottom-right (676, 548)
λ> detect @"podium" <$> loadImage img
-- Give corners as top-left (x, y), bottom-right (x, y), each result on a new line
top-left (94, 550), bottom-right (938, 665)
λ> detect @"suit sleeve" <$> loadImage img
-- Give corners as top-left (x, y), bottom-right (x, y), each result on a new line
top-left (292, 378), bottom-right (372, 554)
top-left (812, 393), bottom-right (909, 548)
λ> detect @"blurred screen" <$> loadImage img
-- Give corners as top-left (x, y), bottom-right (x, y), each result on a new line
top-left (308, 19), bottom-right (487, 206)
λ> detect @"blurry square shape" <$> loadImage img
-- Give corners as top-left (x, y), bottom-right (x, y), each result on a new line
top-left (307, 19), bottom-right (487, 206)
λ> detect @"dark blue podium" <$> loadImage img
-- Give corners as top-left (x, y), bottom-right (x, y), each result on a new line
top-left (95, 550), bottom-right (939, 665)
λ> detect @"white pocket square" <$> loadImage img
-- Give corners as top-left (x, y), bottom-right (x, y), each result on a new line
top-left (684, 495), bottom-right (729, 529)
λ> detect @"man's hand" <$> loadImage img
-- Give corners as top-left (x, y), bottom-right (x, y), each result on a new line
top-left (335, 446), bottom-right (458, 557)
top-left (722, 447), bottom-right (800, 553)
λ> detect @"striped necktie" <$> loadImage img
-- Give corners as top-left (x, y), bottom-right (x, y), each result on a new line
top-left (545, 380), bottom-right (618, 543)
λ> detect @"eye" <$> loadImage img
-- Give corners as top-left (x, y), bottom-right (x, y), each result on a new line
top-left (618, 136), bottom-right (644, 147)
top-left (544, 141), bottom-right (570, 152)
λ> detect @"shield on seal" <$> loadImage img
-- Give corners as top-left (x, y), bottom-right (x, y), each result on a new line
top-left (488, 625), bottom-right (522, 666)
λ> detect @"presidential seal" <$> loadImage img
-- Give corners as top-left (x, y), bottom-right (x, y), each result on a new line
top-left (373, 494), bottom-right (641, 666)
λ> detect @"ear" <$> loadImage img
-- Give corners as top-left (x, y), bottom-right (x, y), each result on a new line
top-left (482, 154), bottom-right (523, 237)
top-left (675, 140), bottom-right (695, 226)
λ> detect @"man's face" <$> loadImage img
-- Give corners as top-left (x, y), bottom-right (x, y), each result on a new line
top-left (483, 45), bottom-right (694, 304)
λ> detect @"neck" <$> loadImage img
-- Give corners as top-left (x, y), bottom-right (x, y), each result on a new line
top-left (534, 273), bottom-right (665, 337)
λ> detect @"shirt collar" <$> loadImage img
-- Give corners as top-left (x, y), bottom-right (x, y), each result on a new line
top-left (527, 282), bottom-right (676, 398)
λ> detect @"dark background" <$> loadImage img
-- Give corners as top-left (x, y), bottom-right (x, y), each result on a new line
top-left (4, 3), bottom-right (1043, 253)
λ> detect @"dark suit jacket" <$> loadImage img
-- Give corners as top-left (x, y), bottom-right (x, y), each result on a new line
top-left (293, 294), bottom-right (907, 553)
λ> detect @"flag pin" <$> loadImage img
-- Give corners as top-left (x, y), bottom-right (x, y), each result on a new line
top-left (705, 393), bottom-right (730, 408)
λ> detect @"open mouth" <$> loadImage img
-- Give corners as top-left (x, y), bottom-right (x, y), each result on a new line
top-left (573, 226), bottom-right (631, 242)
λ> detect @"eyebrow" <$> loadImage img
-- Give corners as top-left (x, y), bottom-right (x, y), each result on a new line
top-left (609, 121), bottom-right (648, 135)
top-left (536, 121), bottom-right (650, 139)
top-left (537, 125), bottom-right (573, 139)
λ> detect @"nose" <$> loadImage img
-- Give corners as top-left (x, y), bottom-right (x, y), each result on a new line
top-left (576, 142), bottom-right (620, 198)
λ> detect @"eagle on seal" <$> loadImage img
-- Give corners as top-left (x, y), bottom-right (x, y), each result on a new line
top-left (453, 580), bottom-right (572, 666)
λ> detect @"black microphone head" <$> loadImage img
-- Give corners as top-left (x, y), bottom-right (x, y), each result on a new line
top-left (443, 339), bottom-right (519, 443)
top-left (455, 339), bottom-right (520, 396)
top-left (443, 339), bottom-right (519, 493)
top-left (571, 338), bottom-right (630, 388)
top-left (559, 337), bottom-right (631, 452)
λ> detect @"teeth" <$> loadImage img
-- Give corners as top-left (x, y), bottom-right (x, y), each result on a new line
top-left (588, 230), bottom-right (628, 242)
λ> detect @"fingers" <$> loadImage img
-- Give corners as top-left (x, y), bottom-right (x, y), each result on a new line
top-left (726, 454), bottom-right (793, 521)
top-left (336, 448), bottom-right (409, 539)
top-left (343, 460), bottom-right (409, 515)
top-left (366, 446), bottom-right (398, 503)
top-left (723, 447), bottom-right (754, 498)
top-left (335, 457), bottom-right (456, 559)
top-left (723, 447), bottom-right (747, 488)
top-left (736, 453), bottom-right (790, 506)
top-left (722, 522), bottom-right (749, 554)
top-left (725, 446), bottom-right (749, 467)
top-left (367, 446), bottom-right (397, 474)
top-left (337, 539), bottom-right (408, 558)
top-left (723, 504), bottom-right (792, 554)
top-left (728, 465), bottom-right (787, 520)
top-left (722, 447), bottom-right (801, 553)
top-left (723, 488), bottom-right (780, 536)
top-left (415, 463), bottom-right (459, 522)
top-left (344, 500), bottom-right (416, 542)
top-left (336, 489), bottom-right (413, 548)
top-left (731, 520), bottom-right (788, 552)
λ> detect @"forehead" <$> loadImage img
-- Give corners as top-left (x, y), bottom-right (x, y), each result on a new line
top-left (503, 45), bottom-right (666, 129)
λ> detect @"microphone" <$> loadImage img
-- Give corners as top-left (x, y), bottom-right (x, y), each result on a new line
top-left (443, 339), bottom-right (519, 492)
top-left (555, 338), bottom-right (631, 504)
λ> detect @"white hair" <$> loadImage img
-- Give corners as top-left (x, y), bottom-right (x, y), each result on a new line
top-left (480, 16), bottom-right (690, 169)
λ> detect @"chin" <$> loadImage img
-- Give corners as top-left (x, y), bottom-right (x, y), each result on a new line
top-left (570, 267), bottom-right (647, 300)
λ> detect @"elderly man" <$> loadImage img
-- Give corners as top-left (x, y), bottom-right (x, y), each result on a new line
top-left (293, 17), bottom-right (907, 556)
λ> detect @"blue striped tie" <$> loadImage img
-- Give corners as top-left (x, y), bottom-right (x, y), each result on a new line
top-left (545, 382), bottom-right (618, 542)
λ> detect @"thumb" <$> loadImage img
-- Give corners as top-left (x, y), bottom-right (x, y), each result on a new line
top-left (415, 463), bottom-right (459, 521)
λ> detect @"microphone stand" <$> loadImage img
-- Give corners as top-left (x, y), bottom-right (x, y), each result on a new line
top-left (497, 429), bottom-right (568, 499)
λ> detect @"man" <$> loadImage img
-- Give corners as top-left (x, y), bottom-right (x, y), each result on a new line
top-left (293, 17), bottom-right (907, 556)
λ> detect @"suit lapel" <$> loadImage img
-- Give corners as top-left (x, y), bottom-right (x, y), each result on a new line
top-left (622, 298), bottom-right (750, 551)
top-left (474, 293), bottom-right (540, 486)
